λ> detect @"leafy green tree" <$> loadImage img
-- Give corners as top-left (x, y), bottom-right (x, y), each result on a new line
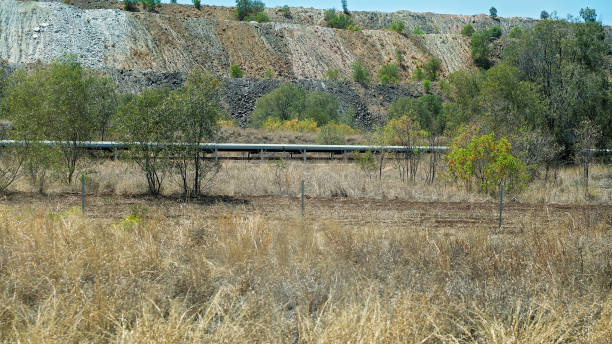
top-left (423, 80), bottom-right (431, 93)
top-left (303, 91), bottom-right (340, 125)
top-left (229, 64), bottom-right (243, 78)
top-left (324, 9), bottom-right (353, 29)
top-left (245, 11), bottom-right (269, 22)
top-left (123, 0), bottom-right (137, 11)
top-left (351, 61), bottom-right (370, 83)
top-left (389, 20), bottom-right (405, 34)
top-left (423, 57), bottom-right (442, 80)
top-left (448, 132), bottom-right (529, 194)
top-left (489, 7), bottom-right (497, 18)
top-left (3, 56), bottom-right (117, 184)
top-left (250, 83), bottom-right (306, 126)
top-left (235, 0), bottom-right (265, 21)
top-left (377, 64), bottom-right (400, 84)
top-left (116, 88), bottom-right (172, 196)
top-left (192, 0), bottom-right (201, 9)
top-left (579, 7), bottom-right (597, 22)
top-left (166, 70), bottom-right (223, 198)
top-left (470, 29), bottom-right (492, 68)
top-left (461, 24), bottom-right (475, 36)
top-left (508, 26), bottom-right (522, 39)
top-left (341, 0), bottom-right (349, 14)
top-left (280, 5), bottom-right (291, 18)
top-left (540, 10), bottom-right (549, 19)
top-left (140, 0), bottom-right (160, 11)
top-left (487, 26), bottom-right (502, 39)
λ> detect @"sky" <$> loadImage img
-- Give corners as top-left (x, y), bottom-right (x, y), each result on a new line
top-left (169, 1), bottom-right (611, 24)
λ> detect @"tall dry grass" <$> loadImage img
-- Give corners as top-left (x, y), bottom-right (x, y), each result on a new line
top-left (0, 202), bottom-right (610, 342)
top-left (12, 159), bottom-right (610, 204)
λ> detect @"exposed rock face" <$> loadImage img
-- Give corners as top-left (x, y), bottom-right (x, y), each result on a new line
top-left (108, 69), bottom-right (423, 126)
top-left (2, 1), bottom-right (610, 125)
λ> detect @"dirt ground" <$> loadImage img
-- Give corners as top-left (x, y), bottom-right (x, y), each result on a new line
top-left (3, 193), bottom-right (610, 232)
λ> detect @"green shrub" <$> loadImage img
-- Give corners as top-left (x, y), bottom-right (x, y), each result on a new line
top-left (192, 0), bottom-right (201, 10)
top-left (448, 132), bottom-right (529, 194)
top-left (489, 7), bottom-right (497, 18)
top-left (461, 24), bottom-right (475, 36)
top-left (263, 68), bottom-right (273, 78)
top-left (316, 122), bottom-right (347, 145)
top-left (324, 69), bottom-right (342, 81)
top-left (123, 0), bottom-right (137, 11)
top-left (245, 11), bottom-right (269, 22)
top-left (508, 26), bottom-right (522, 39)
top-left (346, 24), bottom-right (360, 31)
top-left (324, 9), bottom-right (354, 29)
top-left (377, 64), bottom-right (400, 84)
top-left (139, 0), bottom-right (160, 11)
top-left (412, 26), bottom-right (425, 35)
top-left (412, 67), bottom-right (425, 81)
top-left (351, 61), bottom-right (370, 83)
top-left (423, 79), bottom-right (431, 93)
top-left (423, 57), bottom-right (441, 80)
top-left (470, 29), bottom-right (492, 68)
top-left (280, 5), bottom-right (291, 18)
top-left (395, 49), bottom-right (404, 64)
top-left (235, 0), bottom-right (265, 21)
top-left (303, 91), bottom-right (340, 125)
top-left (487, 26), bottom-right (502, 39)
top-left (389, 20), bottom-right (405, 34)
top-left (250, 83), bottom-right (306, 126)
top-left (229, 64), bottom-right (243, 78)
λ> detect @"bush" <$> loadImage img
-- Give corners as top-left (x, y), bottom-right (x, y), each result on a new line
top-left (470, 29), bottom-right (492, 68)
top-left (192, 0), bottom-right (200, 10)
top-left (245, 11), bottom-right (269, 22)
top-left (377, 64), bottom-right (400, 84)
top-left (423, 80), bottom-right (431, 93)
top-left (508, 26), bottom-right (522, 39)
top-left (303, 91), bottom-right (340, 125)
top-left (280, 5), bottom-right (291, 18)
top-left (316, 122), bottom-right (347, 145)
top-left (487, 26), bottom-right (502, 39)
top-left (324, 69), bottom-right (342, 81)
top-left (412, 67), bottom-right (425, 81)
top-left (351, 61), bottom-right (370, 83)
top-left (423, 57), bottom-right (441, 80)
top-left (395, 49), bottom-right (404, 64)
top-left (461, 24), bottom-right (475, 36)
top-left (448, 132), bottom-right (529, 194)
top-left (540, 10), bottom-right (549, 19)
top-left (229, 64), bottom-right (243, 78)
top-left (412, 26), bottom-right (425, 35)
top-left (389, 20), bottom-right (405, 34)
top-left (116, 87), bottom-right (173, 196)
top-left (139, 0), bottom-right (160, 11)
top-left (123, 0), bottom-right (137, 11)
top-left (324, 9), bottom-right (354, 29)
top-left (262, 117), bottom-right (319, 132)
top-left (2, 56), bottom-right (117, 184)
top-left (235, 0), bottom-right (265, 21)
top-left (263, 68), bottom-right (273, 78)
top-left (489, 7), bottom-right (497, 18)
top-left (250, 83), bottom-right (307, 126)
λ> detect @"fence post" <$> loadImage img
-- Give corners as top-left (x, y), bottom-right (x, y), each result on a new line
top-left (81, 174), bottom-right (85, 215)
top-left (303, 150), bottom-right (307, 163)
top-left (301, 180), bottom-right (305, 218)
top-left (498, 184), bottom-right (504, 230)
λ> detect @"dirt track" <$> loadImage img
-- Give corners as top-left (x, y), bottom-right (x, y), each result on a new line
top-left (2, 193), bottom-right (610, 231)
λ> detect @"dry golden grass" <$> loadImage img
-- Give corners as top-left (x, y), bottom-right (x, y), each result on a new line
top-left (12, 159), bottom-right (609, 204)
top-left (1, 159), bottom-right (610, 342)
top-left (0, 197), bottom-right (610, 342)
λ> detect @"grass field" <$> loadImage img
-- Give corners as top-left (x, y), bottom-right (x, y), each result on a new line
top-left (0, 160), bottom-right (611, 342)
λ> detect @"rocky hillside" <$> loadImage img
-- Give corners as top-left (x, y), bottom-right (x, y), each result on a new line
top-left (1, 0), bottom-right (610, 123)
